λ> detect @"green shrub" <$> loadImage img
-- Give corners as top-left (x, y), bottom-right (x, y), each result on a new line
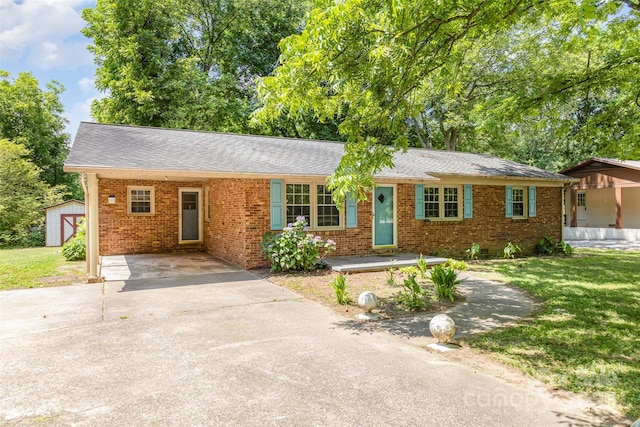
top-left (260, 216), bottom-right (336, 272)
top-left (399, 266), bottom-right (420, 276)
top-left (444, 258), bottom-right (467, 271)
top-left (503, 242), bottom-right (522, 259)
top-left (535, 235), bottom-right (574, 256)
top-left (331, 273), bottom-right (350, 305)
top-left (466, 242), bottom-right (480, 260)
top-left (395, 274), bottom-right (428, 310)
top-left (535, 235), bottom-right (555, 255)
top-left (557, 241), bottom-right (573, 255)
top-left (385, 267), bottom-right (397, 286)
top-left (62, 221), bottom-right (86, 261)
top-left (416, 254), bottom-right (428, 278)
top-left (430, 264), bottom-right (462, 302)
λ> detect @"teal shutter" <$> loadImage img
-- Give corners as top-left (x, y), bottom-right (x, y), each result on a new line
top-left (529, 186), bottom-right (537, 217)
top-left (463, 184), bottom-right (473, 219)
top-left (346, 192), bottom-right (358, 228)
top-left (270, 179), bottom-right (284, 230)
top-left (415, 184), bottom-right (425, 219)
top-left (505, 186), bottom-right (513, 218)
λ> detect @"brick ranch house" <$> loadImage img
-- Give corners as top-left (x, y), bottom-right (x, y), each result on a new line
top-left (65, 122), bottom-right (574, 279)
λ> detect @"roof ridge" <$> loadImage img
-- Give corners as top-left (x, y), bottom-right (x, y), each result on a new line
top-left (80, 121), bottom-right (347, 146)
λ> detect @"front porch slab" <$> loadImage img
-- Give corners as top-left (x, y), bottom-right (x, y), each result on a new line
top-left (327, 253), bottom-right (448, 273)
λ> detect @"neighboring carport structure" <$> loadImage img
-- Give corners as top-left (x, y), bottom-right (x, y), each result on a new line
top-left (561, 157), bottom-right (640, 241)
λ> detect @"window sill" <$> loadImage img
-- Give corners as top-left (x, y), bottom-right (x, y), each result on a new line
top-left (422, 218), bottom-right (463, 223)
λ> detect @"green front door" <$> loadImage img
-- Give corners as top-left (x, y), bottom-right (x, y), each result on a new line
top-left (374, 186), bottom-right (395, 246)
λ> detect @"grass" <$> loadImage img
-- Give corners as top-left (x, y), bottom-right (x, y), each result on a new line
top-left (0, 247), bottom-right (86, 290)
top-left (467, 249), bottom-right (640, 419)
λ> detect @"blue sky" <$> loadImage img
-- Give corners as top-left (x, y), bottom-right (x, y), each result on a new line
top-left (0, 0), bottom-right (100, 140)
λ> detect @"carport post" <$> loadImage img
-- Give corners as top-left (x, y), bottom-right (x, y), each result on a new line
top-left (86, 173), bottom-right (99, 280)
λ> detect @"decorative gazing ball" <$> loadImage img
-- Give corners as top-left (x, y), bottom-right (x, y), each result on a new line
top-left (357, 291), bottom-right (379, 313)
top-left (429, 314), bottom-right (456, 343)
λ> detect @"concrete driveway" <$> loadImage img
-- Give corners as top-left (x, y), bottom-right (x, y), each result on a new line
top-left (0, 254), bottom-right (624, 426)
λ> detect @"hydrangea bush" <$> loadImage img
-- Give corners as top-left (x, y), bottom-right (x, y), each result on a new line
top-left (260, 216), bottom-right (336, 272)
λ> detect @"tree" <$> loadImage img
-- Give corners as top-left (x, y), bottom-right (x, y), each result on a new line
top-left (83, 0), bottom-right (310, 134)
top-left (254, 0), bottom-right (639, 200)
top-left (0, 139), bottom-right (64, 247)
top-left (0, 71), bottom-right (79, 195)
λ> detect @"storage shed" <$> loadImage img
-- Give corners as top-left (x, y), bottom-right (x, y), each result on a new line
top-left (42, 200), bottom-right (85, 247)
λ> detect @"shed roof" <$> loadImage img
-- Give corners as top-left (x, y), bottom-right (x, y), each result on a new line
top-left (65, 122), bottom-right (571, 182)
top-left (41, 199), bottom-right (85, 211)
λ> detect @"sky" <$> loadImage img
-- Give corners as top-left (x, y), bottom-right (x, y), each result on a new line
top-left (0, 0), bottom-right (100, 141)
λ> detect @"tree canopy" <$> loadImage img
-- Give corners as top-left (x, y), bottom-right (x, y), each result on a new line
top-left (254, 0), bottom-right (640, 199)
top-left (0, 139), bottom-right (64, 246)
top-left (0, 71), bottom-right (75, 190)
top-left (83, 0), bottom-right (311, 134)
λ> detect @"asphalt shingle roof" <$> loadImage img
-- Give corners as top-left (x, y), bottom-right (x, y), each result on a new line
top-left (65, 122), bottom-right (571, 182)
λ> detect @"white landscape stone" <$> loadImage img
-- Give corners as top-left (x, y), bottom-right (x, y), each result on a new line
top-left (429, 314), bottom-right (456, 343)
top-left (357, 291), bottom-right (378, 312)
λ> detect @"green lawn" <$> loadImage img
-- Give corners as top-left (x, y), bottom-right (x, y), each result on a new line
top-left (467, 249), bottom-right (640, 419)
top-left (0, 247), bottom-right (86, 290)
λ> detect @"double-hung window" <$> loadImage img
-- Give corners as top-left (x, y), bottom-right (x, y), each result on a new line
top-left (285, 183), bottom-right (311, 225)
top-left (506, 186), bottom-right (536, 218)
top-left (512, 187), bottom-right (525, 217)
top-left (316, 185), bottom-right (340, 227)
top-left (128, 186), bottom-right (155, 215)
top-left (285, 182), bottom-right (342, 229)
top-left (423, 186), bottom-right (461, 220)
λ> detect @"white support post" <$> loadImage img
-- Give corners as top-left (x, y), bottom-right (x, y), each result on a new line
top-left (87, 173), bottom-right (100, 280)
top-left (80, 174), bottom-right (90, 274)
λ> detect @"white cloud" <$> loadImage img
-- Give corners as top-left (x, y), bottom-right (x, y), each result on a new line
top-left (0, 0), bottom-right (94, 70)
top-left (78, 76), bottom-right (94, 94)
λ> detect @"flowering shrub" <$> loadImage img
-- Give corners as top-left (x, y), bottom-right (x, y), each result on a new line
top-left (260, 216), bottom-right (336, 272)
top-left (62, 220), bottom-right (86, 261)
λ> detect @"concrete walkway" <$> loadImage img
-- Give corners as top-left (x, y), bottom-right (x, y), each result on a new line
top-left (0, 254), bottom-right (625, 426)
top-left (331, 272), bottom-right (537, 347)
top-left (328, 253), bottom-right (448, 272)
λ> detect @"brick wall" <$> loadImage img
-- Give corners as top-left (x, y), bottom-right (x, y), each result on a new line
top-left (99, 178), bottom-right (563, 268)
top-left (98, 179), bottom-right (205, 255)
top-left (206, 178), bottom-right (247, 267)
top-left (397, 183), bottom-right (563, 257)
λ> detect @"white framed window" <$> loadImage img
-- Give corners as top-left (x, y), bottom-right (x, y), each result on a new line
top-left (285, 182), bottom-right (342, 229)
top-left (423, 185), bottom-right (462, 220)
top-left (512, 187), bottom-right (526, 218)
top-left (127, 186), bottom-right (155, 216)
top-left (286, 183), bottom-right (311, 225)
top-left (577, 192), bottom-right (586, 208)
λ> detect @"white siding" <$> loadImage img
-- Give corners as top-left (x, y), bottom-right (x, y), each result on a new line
top-left (45, 202), bottom-right (85, 246)
top-left (585, 188), bottom-right (616, 228)
top-left (622, 187), bottom-right (640, 229)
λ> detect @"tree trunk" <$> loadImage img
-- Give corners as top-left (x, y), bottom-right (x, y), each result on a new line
top-left (444, 127), bottom-right (458, 151)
